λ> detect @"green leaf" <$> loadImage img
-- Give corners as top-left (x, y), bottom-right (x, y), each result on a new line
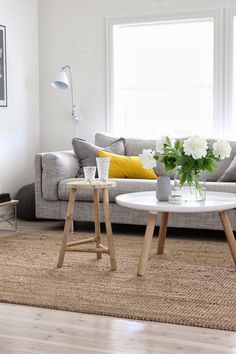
top-left (166, 136), bottom-right (172, 147)
top-left (174, 139), bottom-right (181, 150)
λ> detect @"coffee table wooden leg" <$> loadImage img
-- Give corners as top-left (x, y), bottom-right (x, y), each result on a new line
top-left (94, 188), bottom-right (102, 259)
top-left (137, 212), bottom-right (157, 276)
top-left (157, 212), bottom-right (169, 255)
top-left (57, 188), bottom-right (77, 268)
top-left (219, 211), bottom-right (236, 265)
top-left (103, 188), bottom-right (117, 270)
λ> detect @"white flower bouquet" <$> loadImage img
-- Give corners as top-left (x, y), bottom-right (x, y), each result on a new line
top-left (140, 136), bottom-right (231, 197)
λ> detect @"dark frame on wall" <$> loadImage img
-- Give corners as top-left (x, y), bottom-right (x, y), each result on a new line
top-left (0, 25), bottom-right (7, 107)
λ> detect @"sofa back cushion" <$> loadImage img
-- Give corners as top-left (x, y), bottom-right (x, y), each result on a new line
top-left (95, 133), bottom-right (175, 178)
top-left (205, 139), bottom-right (236, 181)
top-left (218, 155), bottom-right (236, 182)
top-left (95, 133), bottom-right (236, 181)
top-left (73, 137), bottom-right (126, 177)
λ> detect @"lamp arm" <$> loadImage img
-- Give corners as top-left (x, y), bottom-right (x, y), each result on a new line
top-left (61, 65), bottom-right (79, 121)
top-left (62, 65), bottom-right (75, 111)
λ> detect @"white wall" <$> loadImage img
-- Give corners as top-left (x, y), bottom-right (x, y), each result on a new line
top-left (39, 0), bottom-right (236, 152)
top-left (0, 0), bottom-right (39, 195)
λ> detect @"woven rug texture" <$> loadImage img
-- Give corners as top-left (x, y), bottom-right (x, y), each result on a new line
top-left (0, 230), bottom-right (235, 331)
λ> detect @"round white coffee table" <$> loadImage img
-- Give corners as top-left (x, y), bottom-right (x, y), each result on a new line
top-left (116, 191), bottom-right (236, 276)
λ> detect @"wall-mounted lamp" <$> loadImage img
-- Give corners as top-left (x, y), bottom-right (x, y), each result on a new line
top-left (52, 65), bottom-right (80, 121)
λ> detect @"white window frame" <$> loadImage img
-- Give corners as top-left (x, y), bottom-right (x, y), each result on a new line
top-left (226, 8), bottom-right (236, 137)
top-left (106, 9), bottom-right (234, 138)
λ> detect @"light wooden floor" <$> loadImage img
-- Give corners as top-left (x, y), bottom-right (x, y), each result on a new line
top-left (0, 219), bottom-right (235, 354)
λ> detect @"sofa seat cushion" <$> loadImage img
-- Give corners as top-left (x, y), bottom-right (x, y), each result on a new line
top-left (58, 178), bottom-right (236, 203)
top-left (204, 181), bottom-right (236, 194)
top-left (58, 178), bottom-right (158, 202)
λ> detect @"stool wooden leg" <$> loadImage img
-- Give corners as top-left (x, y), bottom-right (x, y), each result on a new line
top-left (137, 212), bottom-right (157, 276)
top-left (57, 188), bottom-right (77, 268)
top-left (93, 188), bottom-right (102, 259)
top-left (103, 188), bottom-right (117, 270)
top-left (157, 212), bottom-right (169, 255)
top-left (219, 211), bottom-right (236, 265)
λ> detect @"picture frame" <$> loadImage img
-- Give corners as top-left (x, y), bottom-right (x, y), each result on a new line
top-left (0, 25), bottom-right (7, 107)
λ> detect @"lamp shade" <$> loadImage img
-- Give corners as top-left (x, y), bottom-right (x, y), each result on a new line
top-left (52, 70), bottom-right (69, 89)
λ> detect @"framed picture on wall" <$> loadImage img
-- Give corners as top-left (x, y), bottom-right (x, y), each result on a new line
top-left (0, 25), bottom-right (7, 107)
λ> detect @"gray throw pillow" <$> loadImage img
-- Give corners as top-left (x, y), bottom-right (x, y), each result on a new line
top-left (72, 137), bottom-right (126, 177)
top-left (218, 155), bottom-right (236, 182)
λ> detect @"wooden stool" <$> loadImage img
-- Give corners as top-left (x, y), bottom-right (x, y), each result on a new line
top-left (57, 180), bottom-right (117, 270)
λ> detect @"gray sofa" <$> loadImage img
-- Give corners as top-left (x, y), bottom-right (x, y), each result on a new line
top-left (35, 133), bottom-right (236, 230)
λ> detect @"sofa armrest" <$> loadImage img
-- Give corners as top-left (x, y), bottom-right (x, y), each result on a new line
top-left (37, 150), bottom-right (78, 201)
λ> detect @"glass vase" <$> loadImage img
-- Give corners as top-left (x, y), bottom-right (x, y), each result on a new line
top-left (173, 171), bottom-right (206, 202)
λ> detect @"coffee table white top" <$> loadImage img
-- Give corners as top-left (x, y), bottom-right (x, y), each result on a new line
top-left (116, 191), bottom-right (236, 213)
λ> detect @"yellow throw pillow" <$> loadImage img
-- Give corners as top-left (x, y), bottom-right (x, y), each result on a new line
top-left (98, 150), bottom-right (157, 179)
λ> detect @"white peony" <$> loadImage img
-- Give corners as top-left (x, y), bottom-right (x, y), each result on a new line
top-left (183, 136), bottom-right (208, 159)
top-left (139, 149), bottom-right (156, 169)
top-left (155, 136), bottom-right (174, 153)
top-left (213, 140), bottom-right (231, 160)
top-left (155, 137), bottom-right (167, 154)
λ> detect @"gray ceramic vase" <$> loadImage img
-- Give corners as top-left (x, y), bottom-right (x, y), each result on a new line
top-left (156, 176), bottom-right (171, 201)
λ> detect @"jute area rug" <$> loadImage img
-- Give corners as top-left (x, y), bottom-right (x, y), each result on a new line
top-left (0, 230), bottom-right (235, 331)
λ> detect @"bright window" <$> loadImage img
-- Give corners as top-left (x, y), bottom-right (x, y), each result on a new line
top-left (111, 19), bottom-right (214, 138)
top-left (232, 16), bottom-right (236, 139)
